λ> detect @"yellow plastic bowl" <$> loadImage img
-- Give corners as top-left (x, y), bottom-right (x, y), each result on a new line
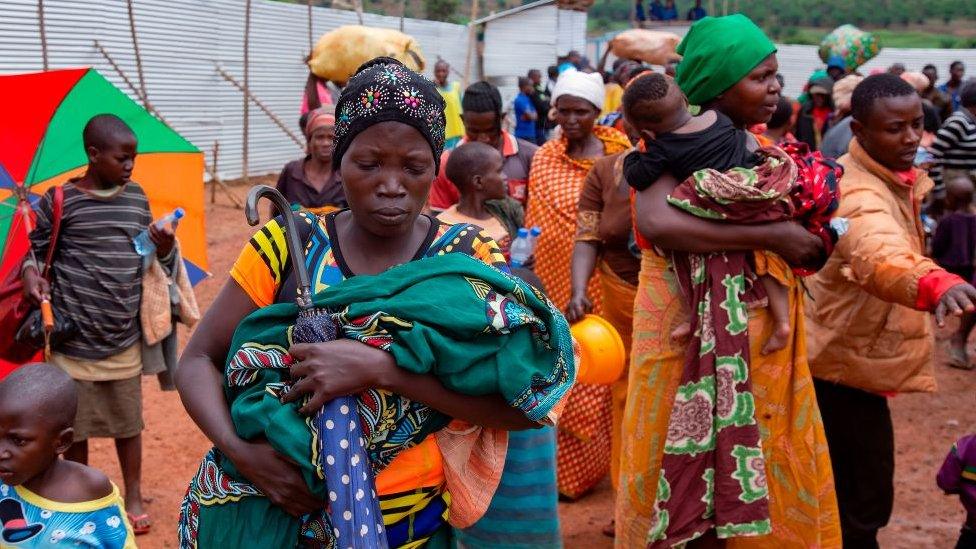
top-left (570, 314), bottom-right (626, 385)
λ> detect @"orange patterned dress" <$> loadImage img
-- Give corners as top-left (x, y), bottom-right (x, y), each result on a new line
top-left (615, 131), bottom-right (840, 545)
top-left (525, 125), bottom-right (631, 499)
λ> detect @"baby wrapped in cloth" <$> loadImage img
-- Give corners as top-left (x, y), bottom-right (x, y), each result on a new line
top-left (178, 253), bottom-right (576, 548)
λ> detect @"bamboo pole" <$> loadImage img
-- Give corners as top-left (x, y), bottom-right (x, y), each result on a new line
top-left (38, 0), bottom-right (48, 70)
top-left (216, 66), bottom-right (305, 149)
top-left (242, 0), bottom-right (251, 184)
top-left (462, 0), bottom-right (479, 89)
top-left (126, 0), bottom-right (150, 110)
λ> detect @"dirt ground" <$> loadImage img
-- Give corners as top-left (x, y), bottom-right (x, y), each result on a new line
top-left (87, 185), bottom-right (976, 548)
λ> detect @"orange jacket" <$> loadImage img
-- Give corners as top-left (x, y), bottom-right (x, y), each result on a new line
top-left (804, 139), bottom-right (941, 394)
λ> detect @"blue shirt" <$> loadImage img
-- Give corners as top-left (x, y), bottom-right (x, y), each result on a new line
top-left (0, 482), bottom-right (134, 548)
top-left (514, 93), bottom-right (537, 141)
top-left (940, 83), bottom-right (962, 114)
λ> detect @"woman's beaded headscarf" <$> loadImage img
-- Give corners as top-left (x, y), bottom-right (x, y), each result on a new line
top-left (332, 57), bottom-right (447, 171)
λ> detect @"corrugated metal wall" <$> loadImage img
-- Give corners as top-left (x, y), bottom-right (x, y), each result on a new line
top-left (556, 8), bottom-right (587, 57)
top-left (482, 5), bottom-right (587, 112)
top-left (0, 0), bottom-right (470, 179)
top-left (483, 5), bottom-right (558, 79)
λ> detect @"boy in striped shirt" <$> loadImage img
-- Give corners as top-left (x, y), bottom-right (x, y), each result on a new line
top-left (21, 114), bottom-right (175, 535)
top-left (931, 79), bottom-right (976, 194)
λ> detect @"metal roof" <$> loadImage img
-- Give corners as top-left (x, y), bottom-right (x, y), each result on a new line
top-left (473, 0), bottom-right (557, 25)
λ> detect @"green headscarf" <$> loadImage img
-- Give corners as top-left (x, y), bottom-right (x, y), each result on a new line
top-left (675, 14), bottom-right (777, 106)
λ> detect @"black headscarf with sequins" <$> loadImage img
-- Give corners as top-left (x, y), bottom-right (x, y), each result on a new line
top-left (332, 57), bottom-right (447, 172)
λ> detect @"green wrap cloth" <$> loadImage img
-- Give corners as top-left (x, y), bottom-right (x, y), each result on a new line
top-left (179, 252), bottom-right (577, 548)
top-left (675, 14), bottom-right (777, 105)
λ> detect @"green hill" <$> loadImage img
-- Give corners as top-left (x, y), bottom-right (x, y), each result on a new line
top-left (589, 0), bottom-right (976, 47)
top-left (282, 0), bottom-right (976, 47)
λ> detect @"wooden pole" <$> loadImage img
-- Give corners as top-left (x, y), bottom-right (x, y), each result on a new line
top-left (38, 0), bottom-right (48, 70)
top-left (206, 140), bottom-right (244, 208)
top-left (399, 0), bottom-right (406, 31)
top-left (242, 0), bottom-right (251, 184)
top-left (216, 66), bottom-right (305, 149)
top-left (210, 141), bottom-right (218, 204)
top-left (94, 40), bottom-right (169, 125)
top-left (352, 0), bottom-right (364, 25)
top-left (205, 140), bottom-right (244, 209)
top-left (126, 0), bottom-right (150, 109)
top-left (307, 0), bottom-right (313, 55)
top-left (462, 0), bottom-right (479, 89)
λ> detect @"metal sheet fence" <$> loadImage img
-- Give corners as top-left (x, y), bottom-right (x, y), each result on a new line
top-left (0, 0), bottom-right (471, 179)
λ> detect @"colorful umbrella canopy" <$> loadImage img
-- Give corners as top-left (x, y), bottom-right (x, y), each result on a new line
top-left (0, 67), bottom-right (209, 374)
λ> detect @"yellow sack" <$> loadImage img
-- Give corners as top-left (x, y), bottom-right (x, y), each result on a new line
top-left (610, 29), bottom-right (682, 66)
top-left (308, 25), bottom-right (426, 85)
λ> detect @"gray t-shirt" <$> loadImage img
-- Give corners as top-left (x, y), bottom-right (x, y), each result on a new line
top-left (820, 116), bottom-right (854, 160)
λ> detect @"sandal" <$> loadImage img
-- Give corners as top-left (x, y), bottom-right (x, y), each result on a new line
top-left (127, 512), bottom-right (152, 535)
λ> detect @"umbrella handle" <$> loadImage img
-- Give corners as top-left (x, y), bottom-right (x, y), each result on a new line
top-left (245, 185), bottom-right (313, 310)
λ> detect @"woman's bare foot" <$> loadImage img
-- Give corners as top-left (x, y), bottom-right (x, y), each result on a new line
top-left (761, 321), bottom-right (791, 355)
top-left (671, 321), bottom-right (691, 341)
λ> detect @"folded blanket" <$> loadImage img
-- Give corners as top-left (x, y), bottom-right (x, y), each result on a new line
top-left (179, 253), bottom-right (576, 548)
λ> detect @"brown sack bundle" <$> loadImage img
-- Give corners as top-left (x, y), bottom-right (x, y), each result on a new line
top-left (308, 25), bottom-right (426, 85)
top-left (609, 29), bottom-right (682, 65)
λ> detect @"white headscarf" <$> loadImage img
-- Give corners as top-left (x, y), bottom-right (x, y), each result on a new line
top-left (551, 69), bottom-right (605, 111)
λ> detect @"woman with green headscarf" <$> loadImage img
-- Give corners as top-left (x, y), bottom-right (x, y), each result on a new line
top-left (616, 15), bottom-right (842, 548)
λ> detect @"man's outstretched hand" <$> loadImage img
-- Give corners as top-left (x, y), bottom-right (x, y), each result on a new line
top-left (935, 283), bottom-right (976, 327)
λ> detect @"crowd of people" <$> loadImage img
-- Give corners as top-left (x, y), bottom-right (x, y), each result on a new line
top-left (4, 12), bottom-right (976, 549)
top-left (634, 0), bottom-right (708, 27)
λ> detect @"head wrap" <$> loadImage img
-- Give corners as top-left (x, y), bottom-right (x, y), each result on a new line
top-left (305, 106), bottom-right (335, 138)
top-left (461, 81), bottom-right (504, 114)
top-left (551, 70), bottom-right (605, 110)
top-left (832, 74), bottom-right (864, 115)
top-left (675, 14), bottom-right (777, 105)
top-left (900, 71), bottom-right (929, 94)
top-left (332, 57), bottom-right (446, 171)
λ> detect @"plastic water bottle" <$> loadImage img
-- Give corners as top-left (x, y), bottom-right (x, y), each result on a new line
top-left (528, 226), bottom-right (542, 253)
top-left (133, 208), bottom-right (184, 257)
top-left (510, 228), bottom-right (532, 268)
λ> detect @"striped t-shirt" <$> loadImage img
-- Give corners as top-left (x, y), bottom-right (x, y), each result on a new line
top-left (931, 109), bottom-right (976, 191)
top-left (29, 181), bottom-right (152, 360)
